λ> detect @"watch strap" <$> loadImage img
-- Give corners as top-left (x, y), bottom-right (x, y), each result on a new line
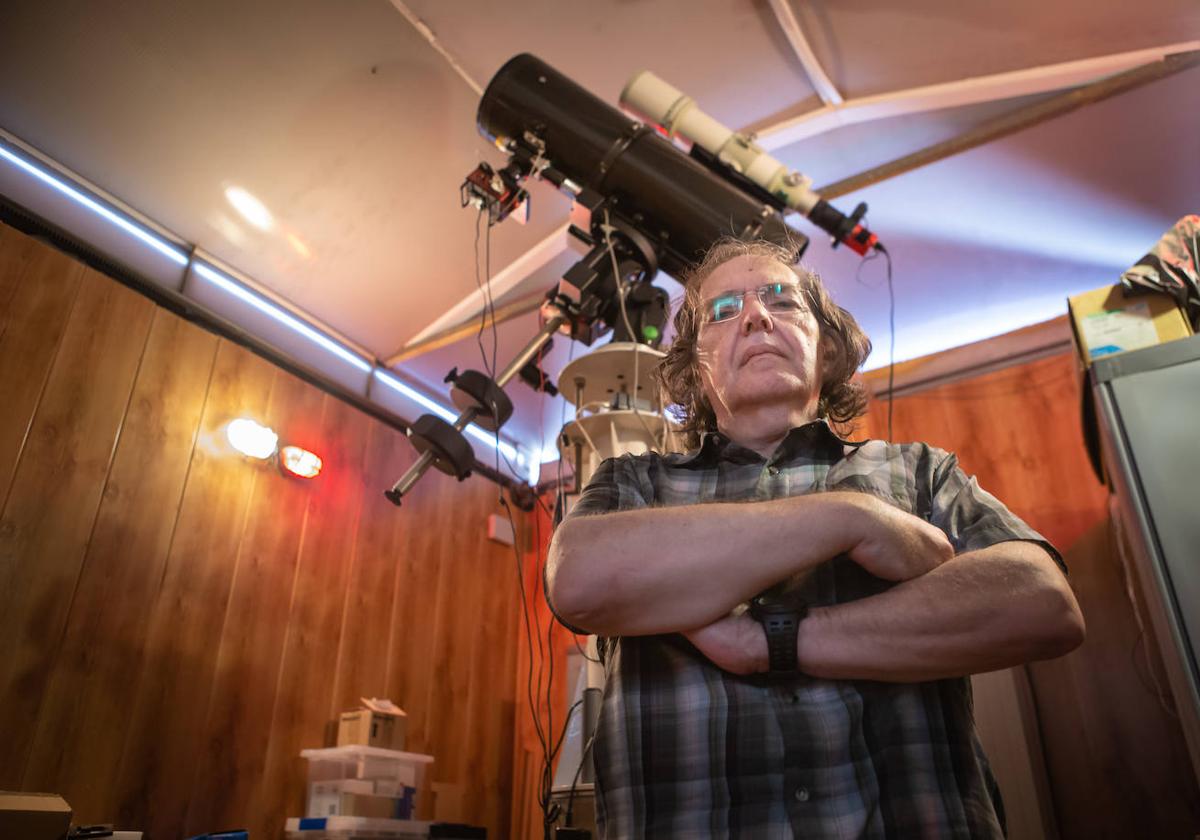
top-left (760, 610), bottom-right (800, 679)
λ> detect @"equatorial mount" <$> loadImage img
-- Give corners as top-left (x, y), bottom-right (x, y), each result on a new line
top-left (384, 197), bottom-right (670, 507)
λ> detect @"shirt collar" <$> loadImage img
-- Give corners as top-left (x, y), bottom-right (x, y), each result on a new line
top-left (674, 418), bottom-right (861, 467)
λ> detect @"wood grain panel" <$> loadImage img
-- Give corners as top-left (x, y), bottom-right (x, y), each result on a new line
top-left (111, 342), bottom-right (278, 836)
top-left (254, 395), bottom-right (374, 839)
top-left (0, 222), bottom-right (44, 333)
top-left (511, 503), bottom-right (577, 840)
top-left (1029, 518), bottom-right (1200, 837)
top-left (0, 235), bottom-right (84, 507)
top-left (21, 309), bottom-right (219, 819)
top-left (1, 224), bottom-right (524, 839)
top-left (383, 473), bottom-right (450, 756)
top-left (336, 418), bottom-right (415, 716)
top-left (423, 478), bottom-right (499, 795)
top-left (0, 269), bottom-right (154, 787)
top-left (183, 367), bottom-right (326, 835)
top-left (461, 502), bottom-right (523, 831)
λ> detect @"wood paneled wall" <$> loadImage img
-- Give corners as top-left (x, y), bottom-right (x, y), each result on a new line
top-left (0, 223), bottom-right (525, 839)
top-left (859, 351), bottom-right (1200, 837)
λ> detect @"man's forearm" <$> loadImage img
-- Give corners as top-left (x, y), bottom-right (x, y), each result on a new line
top-left (795, 541), bottom-right (1085, 682)
top-left (547, 493), bottom-right (865, 637)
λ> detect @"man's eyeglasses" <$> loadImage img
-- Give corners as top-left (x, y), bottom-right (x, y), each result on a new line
top-left (700, 282), bottom-right (808, 324)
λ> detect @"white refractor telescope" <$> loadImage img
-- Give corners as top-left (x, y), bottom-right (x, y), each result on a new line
top-left (621, 71), bottom-right (880, 256)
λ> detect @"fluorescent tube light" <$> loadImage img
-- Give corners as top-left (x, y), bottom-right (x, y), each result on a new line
top-left (0, 143), bottom-right (188, 267)
top-left (193, 263), bottom-right (372, 373)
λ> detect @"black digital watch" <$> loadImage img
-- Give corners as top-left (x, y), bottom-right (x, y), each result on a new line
top-left (749, 592), bottom-right (808, 680)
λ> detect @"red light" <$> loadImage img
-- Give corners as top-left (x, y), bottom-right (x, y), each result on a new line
top-left (280, 445), bottom-right (322, 479)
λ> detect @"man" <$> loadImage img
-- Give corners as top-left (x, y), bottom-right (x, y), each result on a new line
top-left (547, 237), bottom-right (1086, 839)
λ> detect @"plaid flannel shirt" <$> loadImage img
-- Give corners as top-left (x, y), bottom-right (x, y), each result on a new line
top-left (550, 420), bottom-right (1064, 839)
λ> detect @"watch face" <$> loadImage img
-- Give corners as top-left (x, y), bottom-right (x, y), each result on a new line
top-left (751, 592), bottom-right (808, 618)
top-left (754, 591), bottom-right (792, 607)
top-left (752, 595), bottom-right (795, 615)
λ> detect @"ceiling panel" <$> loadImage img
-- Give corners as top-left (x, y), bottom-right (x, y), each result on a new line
top-left (791, 0), bottom-right (1200, 99)
top-left (402, 0), bottom-right (818, 129)
top-left (0, 0), bottom-right (570, 354)
top-left (789, 65), bottom-right (1200, 369)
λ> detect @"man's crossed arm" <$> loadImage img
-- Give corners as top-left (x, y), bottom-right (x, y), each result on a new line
top-left (546, 493), bottom-right (1084, 681)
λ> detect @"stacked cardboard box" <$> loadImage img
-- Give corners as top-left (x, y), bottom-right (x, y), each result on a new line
top-left (336, 698), bottom-right (408, 751)
top-left (283, 698), bottom-right (433, 836)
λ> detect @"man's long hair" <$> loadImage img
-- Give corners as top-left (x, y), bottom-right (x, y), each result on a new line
top-left (654, 237), bottom-right (873, 451)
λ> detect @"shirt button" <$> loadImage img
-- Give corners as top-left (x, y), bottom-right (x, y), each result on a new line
top-left (767, 465), bottom-right (779, 475)
top-left (795, 787), bottom-right (810, 803)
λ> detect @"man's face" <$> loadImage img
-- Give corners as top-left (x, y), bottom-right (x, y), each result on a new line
top-left (695, 254), bottom-right (827, 425)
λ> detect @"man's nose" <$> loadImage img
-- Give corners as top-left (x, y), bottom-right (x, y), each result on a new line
top-left (740, 295), bottom-right (774, 335)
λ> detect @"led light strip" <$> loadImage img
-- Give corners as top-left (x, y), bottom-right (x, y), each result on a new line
top-left (0, 137), bottom-right (526, 468)
top-left (192, 262), bottom-right (373, 373)
top-left (0, 144), bottom-right (188, 267)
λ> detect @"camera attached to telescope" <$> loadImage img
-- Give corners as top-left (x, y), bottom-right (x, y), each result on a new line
top-left (388, 53), bottom-right (880, 507)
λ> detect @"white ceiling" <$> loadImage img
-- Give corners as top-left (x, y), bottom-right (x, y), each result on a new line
top-left (1, 0), bottom-right (1197, 456)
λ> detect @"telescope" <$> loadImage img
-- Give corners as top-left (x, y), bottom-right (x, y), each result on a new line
top-left (470, 53), bottom-right (804, 278)
top-left (387, 54), bottom-right (878, 505)
top-left (621, 70), bottom-right (880, 256)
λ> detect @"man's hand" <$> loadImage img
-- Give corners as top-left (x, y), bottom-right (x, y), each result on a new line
top-left (682, 610), bottom-right (768, 676)
top-left (844, 494), bottom-right (954, 581)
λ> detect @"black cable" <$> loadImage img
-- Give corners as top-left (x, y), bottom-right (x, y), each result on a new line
top-left (549, 699), bottom-right (585, 763)
top-left (565, 729), bottom-right (598, 827)
top-left (573, 633), bottom-right (602, 664)
top-left (532, 497), bottom-right (555, 792)
top-left (878, 243), bottom-right (895, 442)
top-left (515, 465), bottom-right (563, 827)
top-left (501, 493), bottom-right (585, 834)
top-left (485, 210), bottom-right (500, 380)
top-left (473, 209), bottom-right (495, 379)
top-left (513, 497), bottom-right (551, 753)
top-left (855, 240), bottom-right (896, 441)
top-left (479, 222), bottom-right (558, 834)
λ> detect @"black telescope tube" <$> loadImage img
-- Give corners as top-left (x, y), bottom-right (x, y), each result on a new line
top-left (477, 54), bottom-right (805, 276)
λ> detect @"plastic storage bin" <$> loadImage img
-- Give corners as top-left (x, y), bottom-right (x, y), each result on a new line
top-left (285, 815), bottom-right (431, 839)
top-left (301, 745), bottom-right (434, 819)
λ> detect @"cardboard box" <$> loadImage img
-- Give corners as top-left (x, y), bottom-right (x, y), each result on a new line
top-left (1068, 284), bottom-right (1192, 365)
top-left (0, 792), bottom-right (72, 840)
top-left (336, 698), bottom-right (408, 750)
top-left (337, 710), bottom-right (402, 750)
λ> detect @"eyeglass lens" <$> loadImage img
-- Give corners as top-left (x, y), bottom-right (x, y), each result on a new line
top-left (707, 283), bottom-right (805, 323)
